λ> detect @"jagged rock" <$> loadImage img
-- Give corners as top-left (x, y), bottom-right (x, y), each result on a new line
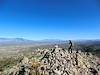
top-left (22, 57), bottom-right (29, 65)
top-left (39, 45), bottom-right (100, 75)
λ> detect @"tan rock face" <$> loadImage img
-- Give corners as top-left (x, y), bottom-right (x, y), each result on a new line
top-left (22, 56), bottom-right (29, 65)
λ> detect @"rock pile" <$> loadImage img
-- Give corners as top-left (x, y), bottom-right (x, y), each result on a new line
top-left (1, 45), bottom-right (100, 75)
top-left (38, 45), bottom-right (100, 75)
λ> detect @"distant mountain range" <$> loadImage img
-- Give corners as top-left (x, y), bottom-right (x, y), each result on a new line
top-left (0, 38), bottom-right (100, 46)
top-left (0, 38), bottom-right (67, 46)
top-left (75, 39), bottom-right (100, 45)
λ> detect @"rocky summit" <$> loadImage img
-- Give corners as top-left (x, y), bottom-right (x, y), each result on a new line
top-left (1, 45), bottom-right (100, 75)
top-left (39, 45), bottom-right (100, 75)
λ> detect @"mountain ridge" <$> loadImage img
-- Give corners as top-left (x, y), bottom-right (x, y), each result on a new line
top-left (0, 38), bottom-right (100, 46)
top-left (0, 38), bottom-right (66, 46)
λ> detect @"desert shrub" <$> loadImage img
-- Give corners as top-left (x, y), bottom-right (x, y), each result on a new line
top-left (0, 56), bottom-right (23, 71)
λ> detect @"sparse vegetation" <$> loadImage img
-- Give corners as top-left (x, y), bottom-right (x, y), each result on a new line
top-left (0, 42), bottom-right (100, 75)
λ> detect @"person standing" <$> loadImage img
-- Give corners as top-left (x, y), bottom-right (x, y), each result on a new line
top-left (68, 40), bottom-right (73, 53)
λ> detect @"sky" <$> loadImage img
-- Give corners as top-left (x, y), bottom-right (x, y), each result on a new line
top-left (0, 0), bottom-right (100, 40)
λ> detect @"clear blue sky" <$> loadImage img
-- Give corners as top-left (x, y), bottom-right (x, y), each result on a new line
top-left (0, 0), bottom-right (100, 40)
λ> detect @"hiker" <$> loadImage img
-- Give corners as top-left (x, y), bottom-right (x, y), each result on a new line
top-left (68, 40), bottom-right (73, 53)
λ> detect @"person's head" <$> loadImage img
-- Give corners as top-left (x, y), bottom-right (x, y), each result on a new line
top-left (69, 40), bottom-right (71, 42)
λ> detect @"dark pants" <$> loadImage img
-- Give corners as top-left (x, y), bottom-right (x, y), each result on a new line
top-left (68, 47), bottom-right (72, 53)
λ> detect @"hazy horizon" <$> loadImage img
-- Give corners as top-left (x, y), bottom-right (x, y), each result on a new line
top-left (0, 37), bottom-right (100, 41)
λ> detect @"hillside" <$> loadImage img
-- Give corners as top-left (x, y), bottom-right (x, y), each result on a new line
top-left (0, 45), bottom-right (100, 75)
